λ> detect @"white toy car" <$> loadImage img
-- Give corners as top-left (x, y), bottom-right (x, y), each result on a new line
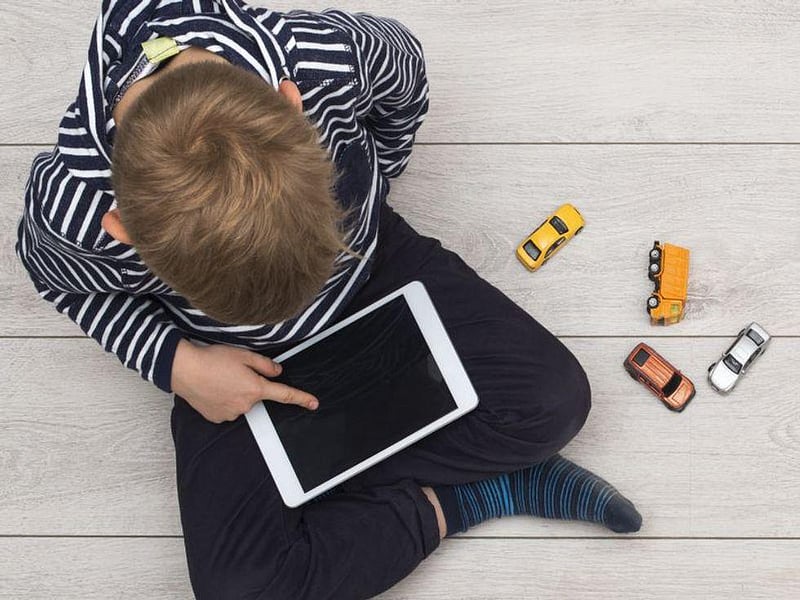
top-left (707, 322), bottom-right (770, 393)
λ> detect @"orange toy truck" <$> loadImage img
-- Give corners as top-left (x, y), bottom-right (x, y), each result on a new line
top-left (646, 241), bottom-right (689, 325)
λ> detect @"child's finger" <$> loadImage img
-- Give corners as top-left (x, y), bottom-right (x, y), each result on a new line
top-left (260, 381), bottom-right (319, 411)
top-left (244, 350), bottom-right (283, 378)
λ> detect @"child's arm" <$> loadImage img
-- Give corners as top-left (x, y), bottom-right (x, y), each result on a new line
top-left (15, 176), bottom-right (185, 394)
top-left (316, 10), bottom-right (430, 179)
top-left (16, 258), bottom-right (185, 395)
top-left (171, 339), bottom-right (318, 423)
top-left (16, 213), bottom-right (318, 418)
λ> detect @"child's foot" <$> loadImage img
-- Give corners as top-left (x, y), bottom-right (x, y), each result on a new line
top-left (432, 454), bottom-right (642, 535)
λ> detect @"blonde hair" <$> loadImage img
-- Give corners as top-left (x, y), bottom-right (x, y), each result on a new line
top-left (111, 59), bottom-right (360, 325)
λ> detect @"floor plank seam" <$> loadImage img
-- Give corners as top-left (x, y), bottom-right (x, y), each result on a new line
top-left (3, 335), bottom-right (798, 340)
top-left (6, 141), bottom-right (800, 148)
top-left (3, 535), bottom-right (799, 541)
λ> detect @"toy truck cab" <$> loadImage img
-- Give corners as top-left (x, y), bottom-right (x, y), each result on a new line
top-left (647, 241), bottom-right (690, 325)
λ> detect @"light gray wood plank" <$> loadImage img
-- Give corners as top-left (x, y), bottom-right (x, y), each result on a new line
top-left (1, 337), bottom-right (797, 537)
top-left (4, 1), bottom-right (800, 143)
top-left (0, 2), bottom-right (97, 145)
top-left (384, 539), bottom-right (800, 600)
top-left (389, 144), bottom-right (800, 337)
top-left (0, 537), bottom-right (191, 600)
top-left (1, 537), bottom-right (798, 599)
top-left (4, 145), bottom-right (800, 337)
top-left (0, 338), bottom-right (181, 535)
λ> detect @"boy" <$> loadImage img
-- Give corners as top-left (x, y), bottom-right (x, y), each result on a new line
top-left (15, 1), bottom-right (641, 598)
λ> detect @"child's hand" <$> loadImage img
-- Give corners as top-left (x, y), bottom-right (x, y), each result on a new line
top-left (171, 339), bottom-right (319, 423)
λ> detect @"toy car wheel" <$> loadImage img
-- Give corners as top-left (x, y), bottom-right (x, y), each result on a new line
top-left (649, 248), bottom-right (661, 261)
top-left (708, 362), bottom-right (716, 373)
top-left (647, 296), bottom-right (660, 309)
top-left (575, 226), bottom-right (584, 235)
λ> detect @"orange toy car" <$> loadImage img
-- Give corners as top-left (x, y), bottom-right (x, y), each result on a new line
top-left (647, 241), bottom-right (689, 325)
top-left (623, 342), bottom-right (695, 412)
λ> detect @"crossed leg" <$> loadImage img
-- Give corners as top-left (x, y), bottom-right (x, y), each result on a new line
top-left (170, 203), bottom-right (591, 599)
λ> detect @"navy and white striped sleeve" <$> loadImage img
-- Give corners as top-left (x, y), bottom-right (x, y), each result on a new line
top-left (15, 159), bottom-right (185, 395)
top-left (319, 10), bottom-right (430, 179)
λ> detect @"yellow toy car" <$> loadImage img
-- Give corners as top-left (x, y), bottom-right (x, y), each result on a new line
top-left (647, 241), bottom-right (690, 325)
top-left (516, 204), bottom-right (585, 271)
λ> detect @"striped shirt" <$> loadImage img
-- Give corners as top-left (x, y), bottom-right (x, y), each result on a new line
top-left (14, 0), bottom-right (429, 394)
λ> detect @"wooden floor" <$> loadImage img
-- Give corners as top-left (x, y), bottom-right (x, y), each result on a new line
top-left (2, 1), bottom-right (799, 598)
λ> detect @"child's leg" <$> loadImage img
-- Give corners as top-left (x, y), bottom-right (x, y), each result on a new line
top-left (334, 203), bottom-right (640, 535)
top-left (169, 202), bottom-right (617, 599)
top-left (337, 201), bottom-right (592, 488)
top-left (170, 397), bottom-right (441, 600)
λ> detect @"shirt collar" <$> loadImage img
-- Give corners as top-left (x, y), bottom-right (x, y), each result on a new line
top-left (58, 0), bottom-right (297, 192)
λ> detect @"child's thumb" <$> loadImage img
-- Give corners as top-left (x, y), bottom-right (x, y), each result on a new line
top-left (245, 351), bottom-right (283, 379)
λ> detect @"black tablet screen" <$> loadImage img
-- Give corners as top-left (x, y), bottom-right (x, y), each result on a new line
top-left (262, 295), bottom-right (458, 492)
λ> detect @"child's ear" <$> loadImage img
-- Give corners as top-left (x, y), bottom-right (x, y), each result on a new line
top-left (101, 208), bottom-right (134, 245)
top-left (279, 78), bottom-right (303, 112)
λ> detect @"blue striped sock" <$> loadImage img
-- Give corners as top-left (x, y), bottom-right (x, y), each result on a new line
top-left (432, 454), bottom-right (642, 535)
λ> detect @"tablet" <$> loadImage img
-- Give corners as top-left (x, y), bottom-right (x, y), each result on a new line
top-left (244, 280), bottom-right (479, 507)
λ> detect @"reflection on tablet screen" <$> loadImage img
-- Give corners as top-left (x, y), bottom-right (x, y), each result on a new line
top-left (263, 296), bottom-right (457, 492)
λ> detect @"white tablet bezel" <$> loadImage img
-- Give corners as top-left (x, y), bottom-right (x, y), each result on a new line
top-left (244, 280), bottom-right (479, 507)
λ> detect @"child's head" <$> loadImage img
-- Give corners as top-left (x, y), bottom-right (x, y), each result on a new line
top-left (111, 60), bottom-right (356, 325)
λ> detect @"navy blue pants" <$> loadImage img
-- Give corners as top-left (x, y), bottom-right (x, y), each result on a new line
top-left (171, 202), bottom-right (592, 599)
